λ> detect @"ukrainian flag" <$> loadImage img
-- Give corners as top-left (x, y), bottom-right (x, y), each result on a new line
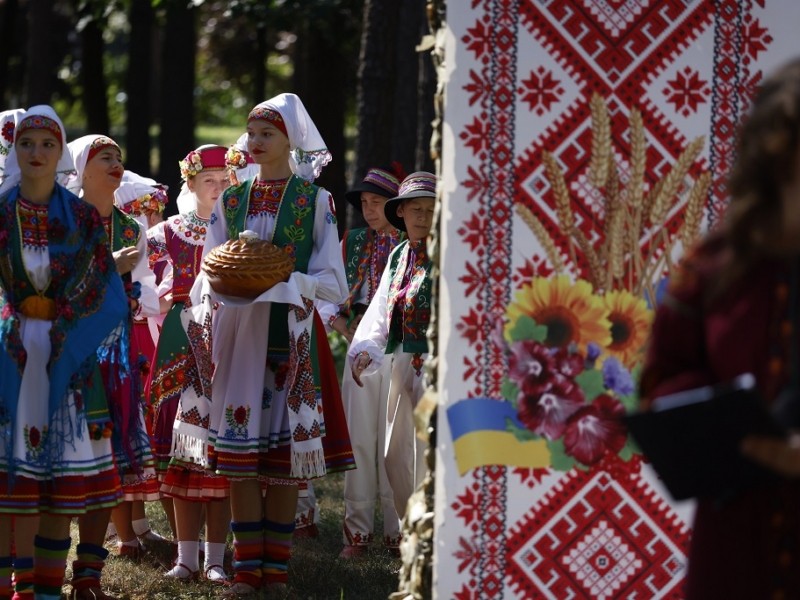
top-left (447, 397), bottom-right (551, 475)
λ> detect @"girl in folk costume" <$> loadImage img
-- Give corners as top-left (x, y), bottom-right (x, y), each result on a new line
top-left (226, 137), bottom-right (325, 542)
top-left (318, 166), bottom-right (407, 558)
top-left (148, 145), bottom-right (232, 582)
top-left (106, 172), bottom-right (171, 550)
top-left (0, 106), bottom-right (129, 600)
top-left (114, 171), bottom-right (170, 396)
top-left (349, 171), bottom-right (437, 521)
top-left (182, 93), bottom-right (354, 596)
top-left (64, 134), bottom-right (159, 600)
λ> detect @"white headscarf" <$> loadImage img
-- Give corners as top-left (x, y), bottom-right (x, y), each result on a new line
top-left (115, 170), bottom-right (162, 231)
top-left (249, 93), bottom-right (331, 181)
top-left (64, 133), bottom-right (122, 195)
top-left (0, 105), bottom-right (74, 197)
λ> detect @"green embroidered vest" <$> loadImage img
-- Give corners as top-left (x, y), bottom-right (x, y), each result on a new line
top-left (220, 175), bottom-right (319, 361)
top-left (343, 228), bottom-right (369, 290)
top-left (384, 240), bottom-right (432, 355)
top-left (110, 207), bottom-right (141, 252)
top-left (341, 227), bottom-right (404, 327)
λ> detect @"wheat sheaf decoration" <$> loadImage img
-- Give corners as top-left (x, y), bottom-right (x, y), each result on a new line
top-left (517, 93), bottom-right (711, 302)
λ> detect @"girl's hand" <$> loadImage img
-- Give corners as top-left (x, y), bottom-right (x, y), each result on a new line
top-left (113, 246), bottom-right (140, 275)
top-left (331, 315), bottom-right (354, 343)
top-left (741, 432), bottom-right (800, 477)
top-left (351, 351), bottom-right (372, 387)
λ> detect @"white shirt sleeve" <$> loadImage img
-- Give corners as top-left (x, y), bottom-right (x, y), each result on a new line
top-left (347, 245), bottom-right (399, 373)
top-left (306, 188), bottom-right (347, 304)
top-left (316, 299), bottom-right (339, 332)
top-left (131, 221), bottom-right (160, 317)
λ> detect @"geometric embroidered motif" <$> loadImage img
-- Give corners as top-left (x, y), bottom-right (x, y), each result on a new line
top-left (506, 471), bottom-right (688, 599)
top-left (177, 405), bottom-right (209, 429)
top-left (286, 329), bottom-right (316, 413)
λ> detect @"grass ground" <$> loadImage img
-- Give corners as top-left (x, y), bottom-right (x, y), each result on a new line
top-left (63, 472), bottom-right (401, 600)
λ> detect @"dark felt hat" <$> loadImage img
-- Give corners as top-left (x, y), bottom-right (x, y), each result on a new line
top-left (344, 167), bottom-right (402, 209)
top-left (383, 171), bottom-right (437, 232)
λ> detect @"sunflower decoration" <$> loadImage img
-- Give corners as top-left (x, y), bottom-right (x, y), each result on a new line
top-left (602, 289), bottom-right (653, 369)
top-left (505, 275), bottom-right (611, 353)
top-left (499, 275), bottom-right (642, 474)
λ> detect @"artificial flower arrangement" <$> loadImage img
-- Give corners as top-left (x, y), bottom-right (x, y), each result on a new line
top-left (498, 276), bottom-right (649, 473)
top-left (179, 150), bottom-right (204, 180)
top-left (225, 145), bottom-right (249, 170)
top-left (123, 187), bottom-right (168, 216)
top-left (501, 93), bottom-right (710, 473)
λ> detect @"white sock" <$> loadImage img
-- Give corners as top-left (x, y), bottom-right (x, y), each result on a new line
top-left (105, 522), bottom-right (117, 540)
top-left (204, 542), bottom-right (226, 569)
top-left (118, 538), bottom-right (139, 548)
top-left (176, 540), bottom-right (200, 572)
top-left (132, 518), bottom-right (151, 537)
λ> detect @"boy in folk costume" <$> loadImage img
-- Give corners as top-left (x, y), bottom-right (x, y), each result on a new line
top-left (349, 171), bottom-right (437, 521)
top-left (318, 166), bottom-right (406, 558)
top-left (180, 93), bottom-right (354, 597)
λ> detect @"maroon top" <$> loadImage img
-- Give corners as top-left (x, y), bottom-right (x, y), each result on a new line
top-left (641, 235), bottom-right (800, 599)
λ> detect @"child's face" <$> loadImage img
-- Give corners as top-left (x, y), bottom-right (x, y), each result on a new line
top-left (188, 168), bottom-right (229, 211)
top-left (360, 192), bottom-right (391, 232)
top-left (397, 197), bottom-right (435, 241)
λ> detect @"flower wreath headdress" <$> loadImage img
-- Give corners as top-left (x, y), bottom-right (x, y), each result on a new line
top-left (179, 150), bottom-right (204, 181)
top-left (225, 145), bottom-right (249, 170)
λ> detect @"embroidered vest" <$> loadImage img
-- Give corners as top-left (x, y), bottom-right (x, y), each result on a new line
top-left (385, 240), bottom-right (432, 355)
top-left (164, 213), bottom-right (207, 302)
top-left (341, 228), bottom-right (404, 325)
top-left (220, 175), bottom-right (319, 358)
top-left (110, 207), bottom-right (141, 251)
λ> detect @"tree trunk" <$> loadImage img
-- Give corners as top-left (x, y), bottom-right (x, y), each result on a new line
top-left (125, 0), bottom-right (155, 177)
top-left (391, 0), bottom-right (424, 173)
top-left (253, 22), bottom-right (268, 107)
top-left (416, 27), bottom-right (436, 173)
top-left (353, 0), bottom-right (428, 229)
top-left (158, 2), bottom-right (196, 216)
top-left (0, 0), bottom-right (20, 107)
top-left (354, 0), bottom-right (400, 184)
top-left (79, 15), bottom-right (110, 134)
top-left (293, 25), bottom-right (349, 237)
top-left (24, 0), bottom-right (59, 105)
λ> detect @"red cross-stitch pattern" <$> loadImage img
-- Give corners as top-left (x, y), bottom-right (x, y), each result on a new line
top-left (446, 1), bottom-right (775, 597)
top-left (505, 471), bottom-right (690, 599)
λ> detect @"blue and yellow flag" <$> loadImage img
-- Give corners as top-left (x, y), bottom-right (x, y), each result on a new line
top-left (447, 397), bottom-right (551, 475)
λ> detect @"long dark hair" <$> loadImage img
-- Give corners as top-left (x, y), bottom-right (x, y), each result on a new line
top-left (717, 58), bottom-right (800, 292)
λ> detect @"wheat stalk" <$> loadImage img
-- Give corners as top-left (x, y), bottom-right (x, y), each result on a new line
top-left (601, 164), bottom-right (626, 287)
top-left (542, 150), bottom-right (577, 267)
top-left (599, 157), bottom-right (616, 264)
top-left (573, 228), bottom-right (604, 291)
top-left (515, 203), bottom-right (564, 273)
top-left (588, 93), bottom-right (611, 188)
top-left (680, 171), bottom-right (711, 249)
top-left (626, 108), bottom-right (647, 255)
top-left (648, 136), bottom-right (705, 227)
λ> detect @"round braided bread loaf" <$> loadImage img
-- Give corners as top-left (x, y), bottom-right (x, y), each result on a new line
top-left (202, 237), bottom-right (295, 299)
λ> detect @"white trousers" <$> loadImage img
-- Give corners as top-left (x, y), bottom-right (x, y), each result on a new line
top-left (342, 354), bottom-right (401, 545)
top-left (384, 350), bottom-right (428, 520)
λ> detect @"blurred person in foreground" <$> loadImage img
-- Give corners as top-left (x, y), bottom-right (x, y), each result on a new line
top-left (640, 58), bottom-right (800, 599)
